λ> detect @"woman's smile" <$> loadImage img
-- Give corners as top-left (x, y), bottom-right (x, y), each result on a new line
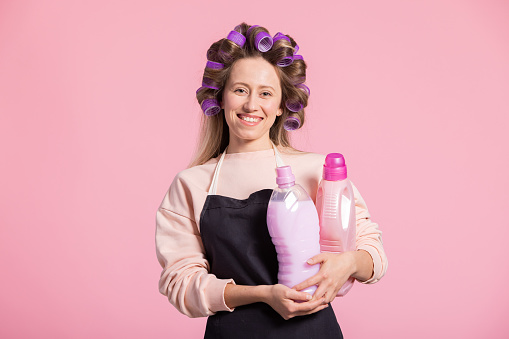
top-left (237, 113), bottom-right (264, 126)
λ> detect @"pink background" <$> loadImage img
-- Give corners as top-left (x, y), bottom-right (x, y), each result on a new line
top-left (1, 0), bottom-right (508, 338)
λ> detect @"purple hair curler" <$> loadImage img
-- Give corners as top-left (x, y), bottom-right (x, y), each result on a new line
top-left (201, 98), bottom-right (221, 116)
top-left (255, 31), bottom-right (273, 52)
top-left (296, 83), bottom-right (310, 96)
top-left (206, 61), bottom-right (224, 69)
top-left (285, 98), bottom-right (303, 112)
top-left (273, 32), bottom-right (291, 43)
top-left (283, 116), bottom-right (301, 131)
top-left (202, 77), bottom-right (220, 90)
top-left (273, 32), bottom-right (293, 66)
top-left (196, 86), bottom-right (205, 94)
top-left (247, 25), bottom-right (259, 35)
top-left (294, 44), bottom-right (299, 54)
top-left (226, 30), bottom-right (246, 47)
top-left (293, 54), bottom-right (303, 61)
top-left (277, 56), bottom-right (294, 67)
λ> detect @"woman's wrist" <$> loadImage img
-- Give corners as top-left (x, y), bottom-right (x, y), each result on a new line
top-left (350, 249), bottom-right (374, 282)
top-left (224, 283), bottom-right (271, 309)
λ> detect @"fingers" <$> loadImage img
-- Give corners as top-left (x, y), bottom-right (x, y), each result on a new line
top-left (295, 297), bottom-right (326, 311)
top-left (306, 252), bottom-right (329, 265)
top-left (311, 275), bottom-right (347, 303)
top-left (286, 288), bottom-right (312, 302)
top-left (269, 284), bottom-right (331, 320)
top-left (311, 283), bottom-right (333, 303)
top-left (288, 298), bottom-right (329, 318)
top-left (292, 253), bottom-right (334, 291)
top-left (292, 272), bottom-right (324, 292)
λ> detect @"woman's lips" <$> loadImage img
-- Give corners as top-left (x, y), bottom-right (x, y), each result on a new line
top-left (237, 113), bottom-right (263, 126)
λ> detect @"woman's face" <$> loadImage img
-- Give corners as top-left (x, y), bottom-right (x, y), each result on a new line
top-left (221, 56), bottom-right (282, 148)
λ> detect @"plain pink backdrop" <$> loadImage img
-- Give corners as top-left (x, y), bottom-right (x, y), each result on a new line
top-left (1, 0), bottom-right (508, 338)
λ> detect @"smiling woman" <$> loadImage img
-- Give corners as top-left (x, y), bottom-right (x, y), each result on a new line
top-left (221, 57), bottom-right (283, 152)
top-left (192, 22), bottom-right (309, 166)
top-left (155, 22), bottom-right (387, 339)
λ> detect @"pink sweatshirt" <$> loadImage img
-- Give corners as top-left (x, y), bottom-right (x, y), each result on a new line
top-left (155, 148), bottom-right (388, 318)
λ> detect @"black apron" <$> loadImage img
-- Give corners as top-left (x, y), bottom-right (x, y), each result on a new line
top-left (200, 145), bottom-right (343, 339)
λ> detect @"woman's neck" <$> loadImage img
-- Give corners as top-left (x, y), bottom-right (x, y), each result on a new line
top-left (226, 137), bottom-right (273, 154)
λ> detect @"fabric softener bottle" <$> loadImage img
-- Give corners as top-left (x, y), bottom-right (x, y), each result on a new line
top-left (266, 165), bottom-right (321, 296)
top-left (316, 153), bottom-right (356, 296)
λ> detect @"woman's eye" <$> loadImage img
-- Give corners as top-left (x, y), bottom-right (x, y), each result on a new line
top-left (234, 88), bottom-right (247, 94)
top-left (261, 92), bottom-right (272, 97)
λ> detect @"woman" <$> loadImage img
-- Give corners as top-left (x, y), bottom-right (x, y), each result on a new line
top-left (155, 23), bottom-right (388, 338)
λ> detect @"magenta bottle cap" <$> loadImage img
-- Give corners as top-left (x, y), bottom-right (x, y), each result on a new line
top-left (275, 165), bottom-right (295, 187)
top-left (323, 153), bottom-right (347, 181)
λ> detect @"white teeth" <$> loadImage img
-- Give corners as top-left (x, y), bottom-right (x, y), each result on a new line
top-left (240, 116), bottom-right (260, 122)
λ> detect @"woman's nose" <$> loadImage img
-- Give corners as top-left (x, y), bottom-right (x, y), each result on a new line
top-left (243, 94), bottom-right (257, 112)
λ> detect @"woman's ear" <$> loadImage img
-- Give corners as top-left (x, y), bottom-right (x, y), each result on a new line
top-left (276, 108), bottom-right (282, 116)
top-left (220, 100), bottom-right (224, 109)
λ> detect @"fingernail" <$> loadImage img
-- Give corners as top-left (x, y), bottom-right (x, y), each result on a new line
top-left (306, 294), bottom-right (312, 300)
top-left (307, 259), bottom-right (313, 264)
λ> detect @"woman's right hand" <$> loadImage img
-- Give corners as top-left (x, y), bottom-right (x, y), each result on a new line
top-left (264, 284), bottom-right (329, 320)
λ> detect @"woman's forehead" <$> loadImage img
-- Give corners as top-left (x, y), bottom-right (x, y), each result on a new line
top-left (228, 57), bottom-right (281, 89)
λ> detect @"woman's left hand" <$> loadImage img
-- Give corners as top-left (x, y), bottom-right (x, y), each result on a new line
top-left (292, 251), bottom-right (356, 304)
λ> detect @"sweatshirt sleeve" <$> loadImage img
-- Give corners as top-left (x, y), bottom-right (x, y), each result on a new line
top-left (351, 182), bottom-right (388, 284)
top-left (155, 173), bottom-right (236, 318)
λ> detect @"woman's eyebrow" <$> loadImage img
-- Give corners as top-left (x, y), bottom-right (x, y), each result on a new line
top-left (231, 82), bottom-right (275, 91)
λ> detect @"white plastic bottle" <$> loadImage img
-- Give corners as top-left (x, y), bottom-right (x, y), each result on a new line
top-left (316, 153), bottom-right (356, 296)
top-left (266, 165), bottom-right (321, 295)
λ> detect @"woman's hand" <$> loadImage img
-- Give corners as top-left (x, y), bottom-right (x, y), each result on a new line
top-left (263, 284), bottom-right (329, 320)
top-left (292, 251), bottom-right (357, 304)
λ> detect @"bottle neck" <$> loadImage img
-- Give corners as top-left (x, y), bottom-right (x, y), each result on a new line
top-left (278, 181), bottom-right (295, 189)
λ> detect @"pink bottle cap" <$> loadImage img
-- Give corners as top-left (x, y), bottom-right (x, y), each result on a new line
top-left (323, 153), bottom-right (347, 181)
top-left (276, 166), bottom-right (295, 187)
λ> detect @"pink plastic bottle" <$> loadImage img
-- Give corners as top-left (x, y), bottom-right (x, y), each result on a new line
top-left (316, 153), bottom-right (356, 296)
top-left (266, 165), bottom-right (321, 295)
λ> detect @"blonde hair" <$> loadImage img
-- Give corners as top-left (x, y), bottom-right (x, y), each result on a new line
top-left (190, 23), bottom-right (309, 167)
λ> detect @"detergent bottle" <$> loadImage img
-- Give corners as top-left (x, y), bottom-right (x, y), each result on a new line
top-left (316, 153), bottom-right (356, 296)
top-left (267, 165), bottom-right (321, 296)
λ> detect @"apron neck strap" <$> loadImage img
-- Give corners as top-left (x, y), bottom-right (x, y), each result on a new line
top-left (208, 141), bottom-right (285, 195)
